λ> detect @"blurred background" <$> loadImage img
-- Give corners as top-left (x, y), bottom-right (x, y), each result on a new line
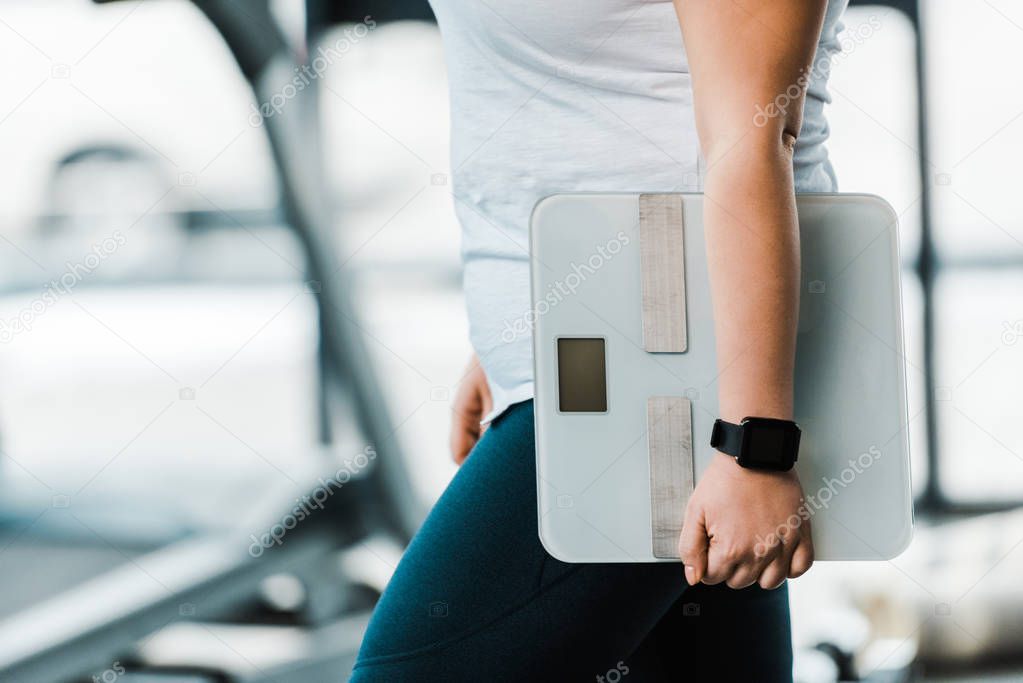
top-left (0, 0), bottom-right (1020, 681)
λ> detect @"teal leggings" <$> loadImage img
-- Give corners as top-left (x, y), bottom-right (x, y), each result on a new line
top-left (352, 400), bottom-right (793, 682)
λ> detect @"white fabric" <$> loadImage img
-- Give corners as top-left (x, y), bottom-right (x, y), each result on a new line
top-left (429, 0), bottom-right (849, 421)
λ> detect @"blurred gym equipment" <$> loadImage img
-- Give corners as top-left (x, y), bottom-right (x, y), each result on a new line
top-left (0, 1), bottom-right (429, 681)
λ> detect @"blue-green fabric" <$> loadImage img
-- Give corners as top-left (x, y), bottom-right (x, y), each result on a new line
top-left (352, 400), bottom-right (792, 682)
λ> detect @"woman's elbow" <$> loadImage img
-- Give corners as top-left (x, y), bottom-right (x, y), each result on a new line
top-left (700, 122), bottom-right (799, 171)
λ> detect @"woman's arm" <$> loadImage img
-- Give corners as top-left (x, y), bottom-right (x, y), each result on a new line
top-left (673, 0), bottom-right (827, 589)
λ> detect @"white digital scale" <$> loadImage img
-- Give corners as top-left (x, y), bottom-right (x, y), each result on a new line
top-left (531, 193), bottom-right (913, 562)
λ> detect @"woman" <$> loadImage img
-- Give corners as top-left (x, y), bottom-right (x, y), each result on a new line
top-left (352, 1), bottom-right (847, 680)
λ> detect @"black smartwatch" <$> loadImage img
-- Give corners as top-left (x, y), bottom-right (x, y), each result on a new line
top-left (710, 417), bottom-right (801, 472)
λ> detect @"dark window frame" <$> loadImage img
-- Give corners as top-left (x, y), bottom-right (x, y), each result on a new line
top-left (851, 0), bottom-right (1022, 514)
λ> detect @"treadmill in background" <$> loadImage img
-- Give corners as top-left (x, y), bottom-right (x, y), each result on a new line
top-left (0, 1), bottom-right (431, 681)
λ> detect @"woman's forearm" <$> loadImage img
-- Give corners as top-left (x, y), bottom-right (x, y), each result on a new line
top-left (675, 0), bottom-right (826, 424)
top-left (702, 136), bottom-right (800, 424)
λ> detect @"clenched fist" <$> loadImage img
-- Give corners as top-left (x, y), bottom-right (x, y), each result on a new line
top-left (679, 452), bottom-right (814, 589)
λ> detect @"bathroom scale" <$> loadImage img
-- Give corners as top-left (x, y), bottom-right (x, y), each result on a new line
top-left (531, 193), bottom-right (913, 562)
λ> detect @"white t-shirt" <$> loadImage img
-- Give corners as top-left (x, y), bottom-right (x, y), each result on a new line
top-left (430, 0), bottom-right (849, 421)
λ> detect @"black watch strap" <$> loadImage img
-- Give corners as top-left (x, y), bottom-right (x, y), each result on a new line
top-left (709, 416), bottom-right (801, 471)
top-left (709, 419), bottom-right (742, 457)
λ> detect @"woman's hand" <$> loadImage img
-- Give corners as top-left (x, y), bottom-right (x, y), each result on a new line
top-left (449, 354), bottom-right (493, 465)
top-left (679, 453), bottom-right (813, 589)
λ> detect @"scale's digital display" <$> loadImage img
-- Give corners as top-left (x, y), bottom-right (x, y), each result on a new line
top-left (557, 338), bottom-right (608, 413)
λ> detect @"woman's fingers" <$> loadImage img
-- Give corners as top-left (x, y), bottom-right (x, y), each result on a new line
top-left (449, 359), bottom-right (490, 464)
top-left (449, 407), bottom-right (480, 464)
top-left (726, 539), bottom-right (781, 588)
top-left (788, 533), bottom-right (815, 578)
top-left (757, 552), bottom-right (790, 589)
top-left (478, 367), bottom-right (493, 417)
top-left (707, 523), bottom-right (810, 589)
top-left (750, 522), bottom-right (794, 588)
top-left (678, 504), bottom-right (709, 585)
top-left (725, 563), bottom-right (760, 589)
top-left (702, 541), bottom-right (744, 586)
top-left (449, 393), bottom-right (482, 464)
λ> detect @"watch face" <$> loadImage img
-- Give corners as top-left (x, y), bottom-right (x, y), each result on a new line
top-left (738, 418), bottom-right (801, 470)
